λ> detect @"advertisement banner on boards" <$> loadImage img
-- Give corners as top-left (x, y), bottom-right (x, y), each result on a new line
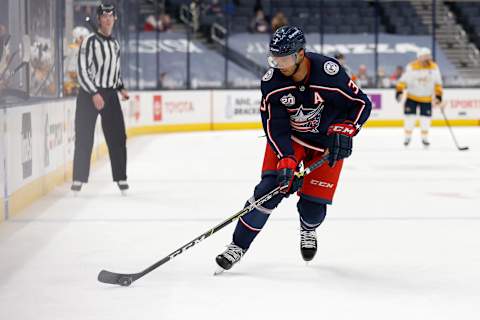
top-left (212, 90), bottom-right (261, 123)
top-left (131, 91), bottom-right (211, 125)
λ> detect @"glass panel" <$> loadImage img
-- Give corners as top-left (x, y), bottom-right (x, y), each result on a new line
top-left (0, 0), bottom-right (13, 97)
top-left (189, 0), bottom-right (228, 89)
top-left (28, 0), bottom-right (58, 97)
top-left (1, 0), bottom-right (29, 103)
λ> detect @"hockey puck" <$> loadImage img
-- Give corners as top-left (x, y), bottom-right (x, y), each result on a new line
top-left (119, 277), bottom-right (132, 286)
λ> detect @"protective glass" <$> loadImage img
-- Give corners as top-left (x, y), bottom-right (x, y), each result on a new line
top-left (267, 53), bottom-right (297, 69)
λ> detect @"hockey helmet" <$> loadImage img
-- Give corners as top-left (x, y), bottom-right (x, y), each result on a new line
top-left (417, 47), bottom-right (431, 59)
top-left (268, 26), bottom-right (306, 69)
top-left (97, 3), bottom-right (116, 17)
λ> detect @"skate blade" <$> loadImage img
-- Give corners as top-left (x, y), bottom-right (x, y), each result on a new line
top-left (72, 191), bottom-right (79, 197)
top-left (213, 267), bottom-right (226, 276)
top-left (121, 190), bottom-right (127, 196)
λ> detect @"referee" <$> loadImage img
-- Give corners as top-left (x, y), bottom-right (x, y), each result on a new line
top-left (71, 3), bottom-right (129, 194)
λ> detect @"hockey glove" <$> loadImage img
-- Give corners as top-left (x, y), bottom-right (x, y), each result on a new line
top-left (327, 122), bottom-right (357, 167)
top-left (277, 156), bottom-right (303, 195)
top-left (395, 91), bottom-right (403, 103)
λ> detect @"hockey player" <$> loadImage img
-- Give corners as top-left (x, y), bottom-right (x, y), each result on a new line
top-left (64, 26), bottom-right (90, 96)
top-left (215, 26), bottom-right (372, 273)
top-left (396, 47), bottom-right (443, 147)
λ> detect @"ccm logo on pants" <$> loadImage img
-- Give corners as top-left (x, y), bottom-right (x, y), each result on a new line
top-left (309, 180), bottom-right (334, 188)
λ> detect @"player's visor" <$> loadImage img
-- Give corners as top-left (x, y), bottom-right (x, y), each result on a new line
top-left (267, 53), bottom-right (297, 69)
top-left (99, 10), bottom-right (115, 16)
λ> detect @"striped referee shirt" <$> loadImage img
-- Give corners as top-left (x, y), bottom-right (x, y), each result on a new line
top-left (77, 32), bottom-right (124, 94)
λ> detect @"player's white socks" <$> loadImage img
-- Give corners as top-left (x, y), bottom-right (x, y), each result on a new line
top-left (404, 114), bottom-right (416, 132)
top-left (420, 116), bottom-right (431, 146)
top-left (404, 115), bottom-right (415, 146)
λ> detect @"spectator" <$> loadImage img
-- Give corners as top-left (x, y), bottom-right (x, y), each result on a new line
top-left (377, 66), bottom-right (391, 88)
top-left (161, 14), bottom-right (172, 31)
top-left (271, 11), bottom-right (288, 32)
top-left (389, 65), bottom-right (404, 87)
top-left (205, 0), bottom-right (223, 16)
top-left (356, 64), bottom-right (373, 88)
top-left (190, 0), bottom-right (201, 31)
top-left (144, 13), bottom-right (172, 32)
top-left (250, 9), bottom-right (269, 33)
top-left (333, 51), bottom-right (356, 82)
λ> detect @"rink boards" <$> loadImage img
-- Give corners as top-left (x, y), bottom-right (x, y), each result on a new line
top-left (124, 88), bottom-right (480, 134)
top-left (1, 88), bottom-right (479, 220)
top-left (0, 99), bottom-right (108, 219)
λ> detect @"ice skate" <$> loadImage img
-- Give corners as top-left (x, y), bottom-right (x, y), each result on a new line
top-left (71, 181), bottom-right (83, 196)
top-left (403, 137), bottom-right (411, 147)
top-left (214, 243), bottom-right (246, 275)
top-left (422, 138), bottom-right (430, 147)
top-left (300, 228), bottom-right (317, 263)
top-left (117, 181), bottom-right (129, 196)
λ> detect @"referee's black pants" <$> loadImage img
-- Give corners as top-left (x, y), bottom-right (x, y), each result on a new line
top-left (73, 88), bottom-right (127, 183)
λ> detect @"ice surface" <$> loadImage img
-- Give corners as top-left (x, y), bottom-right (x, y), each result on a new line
top-left (0, 127), bottom-right (479, 320)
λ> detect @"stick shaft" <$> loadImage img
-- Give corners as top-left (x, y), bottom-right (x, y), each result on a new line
top-left (99, 153), bottom-right (329, 284)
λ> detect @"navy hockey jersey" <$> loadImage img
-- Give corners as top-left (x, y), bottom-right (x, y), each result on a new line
top-left (260, 52), bottom-right (372, 158)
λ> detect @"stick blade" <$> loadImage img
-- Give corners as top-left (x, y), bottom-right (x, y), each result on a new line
top-left (459, 146), bottom-right (469, 151)
top-left (98, 270), bottom-right (135, 286)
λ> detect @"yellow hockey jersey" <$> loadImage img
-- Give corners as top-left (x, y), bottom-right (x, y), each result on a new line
top-left (396, 60), bottom-right (443, 103)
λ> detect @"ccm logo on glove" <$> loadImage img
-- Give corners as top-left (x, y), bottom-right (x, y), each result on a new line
top-left (327, 123), bottom-right (357, 137)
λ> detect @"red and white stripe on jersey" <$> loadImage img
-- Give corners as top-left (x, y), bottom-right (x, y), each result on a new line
top-left (263, 86), bottom-right (296, 158)
top-left (310, 85), bottom-right (366, 125)
top-left (291, 136), bottom-right (326, 152)
top-left (265, 86), bottom-right (296, 102)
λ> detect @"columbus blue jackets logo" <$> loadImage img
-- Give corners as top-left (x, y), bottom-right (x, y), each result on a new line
top-left (288, 104), bottom-right (324, 133)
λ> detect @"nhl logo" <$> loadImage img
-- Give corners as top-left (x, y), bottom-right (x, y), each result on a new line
top-left (280, 93), bottom-right (295, 106)
top-left (324, 61), bottom-right (339, 75)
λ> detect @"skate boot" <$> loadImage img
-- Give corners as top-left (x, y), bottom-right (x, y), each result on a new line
top-left (71, 181), bottom-right (83, 195)
top-left (300, 227), bottom-right (317, 262)
top-left (214, 243), bottom-right (246, 275)
top-left (403, 137), bottom-right (411, 146)
top-left (117, 180), bottom-right (129, 196)
top-left (422, 138), bottom-right (430, 147)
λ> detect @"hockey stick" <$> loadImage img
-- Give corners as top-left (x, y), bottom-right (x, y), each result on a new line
top-left (440, 108), bottom-right (469, 151)
top-left (98, 152), bottom-right (330, 286)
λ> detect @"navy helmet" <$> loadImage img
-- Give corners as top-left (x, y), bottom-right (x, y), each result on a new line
top-left (97, 3), bottom-right (116, 17)
top-left (269, 26), bottom-right (306, 57)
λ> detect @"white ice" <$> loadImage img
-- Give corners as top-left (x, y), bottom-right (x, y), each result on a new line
top-left (1, 127), bottom-right (479, 320)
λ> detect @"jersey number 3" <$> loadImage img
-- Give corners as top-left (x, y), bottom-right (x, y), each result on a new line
top-left (348, 79), bottom-right (359, 95)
